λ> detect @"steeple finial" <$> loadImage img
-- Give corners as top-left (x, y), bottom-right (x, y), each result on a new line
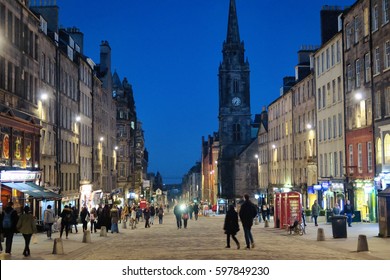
top-left (226, 0), bottom-right (240, 44)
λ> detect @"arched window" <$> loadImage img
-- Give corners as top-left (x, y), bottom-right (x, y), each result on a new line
top-left (384, 135), bottom-right (390, 163)
top-left (377, 138), bottom-right (383, 164)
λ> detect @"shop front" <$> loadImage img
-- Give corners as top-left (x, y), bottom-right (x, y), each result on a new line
top-left (0, 169), bottom-right (62, 222)
top-left (354, 179), bottom-right (376, 222)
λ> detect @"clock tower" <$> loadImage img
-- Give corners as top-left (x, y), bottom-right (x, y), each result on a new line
top-left (218, 0), bottom-right (251, 199)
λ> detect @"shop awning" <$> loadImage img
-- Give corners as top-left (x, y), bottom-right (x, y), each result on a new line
top-left (2, 182), bottom-right (62, 200)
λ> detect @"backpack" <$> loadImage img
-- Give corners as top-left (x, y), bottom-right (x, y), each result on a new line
top-left (3, 210), bottom-right (13, 229)
top-left (63, 211), bottom-right (72, 223)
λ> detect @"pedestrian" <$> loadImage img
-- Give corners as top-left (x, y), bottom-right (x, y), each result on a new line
top-left (43, 205), bottom-right (55, 239)
top-left (158, 205), bottom-right (164, 224)
top-left (239, 194), bottom-right (258, 249)
top-left (166, 204), bottom-right (170, 213)
top-left (261, 203), bottom-right (268, 222)
top-left (70, 206), bottom-right (79, 233)
top-left (79, 206), bottom-right (90, 232)
top-left (311, 200), bottom-right (321, 226)
top-left (130, 206), bottom-right (137, 229)
top-left (332, 203), bottom-right (341, 215)
top-left (102, 205), bottom-right (111, 231)
top-left (182, 205), bottom-right (189, 229)
top-left (110, 205), bottom-right (120, 233)
top-left (122, 204), bottom-right (129, 223)
top-left (2, 202), bottom-right (19, 254)
top-left (193, 203), bottom-right (199, 221)
top-left (150, 204), bottom-right (155, 225)
top-left (144, 206), bottom-right (151, 228)
top-left (90, 207), bottom-right (97, 233)
top-left (16, 205), bottom-right (37, 257)
top-left (343, 200), bottom-right (355, 227)
top-left (59, 205), bottom-right (73, 239)
top-left (188, 204), bottom-right (194, 220)
top-left (301, 207), bottom-right (307, 226)
top-left (118, 206), bottom-right (122, 224)
top-left (173, 203), bottom-right (183, 229)
top-left (223, 204), bottom-right (240, 249)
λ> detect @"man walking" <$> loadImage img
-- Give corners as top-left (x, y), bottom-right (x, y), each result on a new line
top-left (2, 202), bottom-right (19, 254)
top-left (239, 194), bottom-right (258, 250)
top-left (343, 200), bottom-right (354, 227)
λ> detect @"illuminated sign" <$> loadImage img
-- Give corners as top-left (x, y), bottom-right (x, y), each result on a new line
top-left (0, 171), bottom-right (38, 182)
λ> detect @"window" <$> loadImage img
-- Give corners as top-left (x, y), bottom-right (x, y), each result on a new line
top-left (346, 23), bottom-right (352, 49)
top-left (376, 91), bottom-right (382, 118)
top-left (374, 47), bottom-right (380, 75)
top-left (367, 142), bottom-right (373, 172)
top-left (323, 119), bottom-right (327, 141)
top-left (328, 117), bottom-right (332, 140)
top-left (336, 40), bottom-right (341, 62)
top-left (377, 138), bottom-right (383, 164)
top-left (349, 144), bottom-right (354, 174)
top-left (319, 120), bottom-right (322, 141)
top-left (355, 59), bottom-right (361, 87)
top-left (339, 151), bottom-right (344, 177)
top-left (337, 76), bottom-right (342, 101)
top-left (358, 143), bottom-right (362, 173)
top-left (318, 88), bottom-right (322, 109)
top-left (364, 53), bottom-right (371, 83)
top-left (233, 123), bottom-right (241, 142)
top-left (373, 5), bottom-right (379, 31)
top-left (338, 113), bottom-right (342, 137)
top-left (322, 85), bottom-right (326, 107)
top-left (333, 115), bottom-right (337, 139)
top-left (383, 135), bottom-right (390, 163)
top-left (354, 16), bottom-right (359, 44)
top-left (334, 152), bottom-right (338, 176)
top-left (385, 41), bottom-right (390, 69)
top-left (331, 44), bottom-right (335, 66)
top-left (364, 7), bottom-right (369, 36)
top-left (233, 79), bottom-right (239, 93)
top-left (324, 153), bottom-right (328, 176)
top-left (386, 87), bottom-right (390, 115)
top-left (326, 48), bottom-right (330, 69)
top-left (320, 154), bottom-right (323, 177)
top-left (347, 64), bottom-right (352, 91)
top-left (332, 79), bottom-right (336, 103)
top-left (383, 0), bottom-right (389, 24)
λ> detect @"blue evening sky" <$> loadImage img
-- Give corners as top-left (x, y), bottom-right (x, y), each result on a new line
top-left (57, 0), bottom-right (353, 184)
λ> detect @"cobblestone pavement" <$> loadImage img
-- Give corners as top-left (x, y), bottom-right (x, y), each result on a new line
top-left (1, 212), bottom-right (389, 260)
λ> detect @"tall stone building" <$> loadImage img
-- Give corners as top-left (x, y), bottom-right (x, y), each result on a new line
top-left (218, 0), bottom-right (253, 200)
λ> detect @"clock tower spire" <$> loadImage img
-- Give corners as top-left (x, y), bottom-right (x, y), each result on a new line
top-left (218, 0), bottom-right (251, 199)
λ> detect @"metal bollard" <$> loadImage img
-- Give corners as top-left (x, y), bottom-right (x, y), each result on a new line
top-left (82, 230), bottom-right (92, 243)
top-left (357, 234), bottom-right (369, 252)
top-left (52, 238), bottom-right (65, 254)
top-left (100, 226), bottom-right (107, 237)
top-left (317, 228), bottom-right (325, 241)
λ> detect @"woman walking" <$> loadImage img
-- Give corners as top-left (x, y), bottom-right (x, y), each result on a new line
top-left (16, 206), bottom-right (37, 257)
top-left (43, 205), bottom-right (55, 239)
top-left (90, 207), bottom-right (97, 233)
top-left (80, 206), bottom-right (90, 232)
top-left (223, 204), bottom-right (240, 249)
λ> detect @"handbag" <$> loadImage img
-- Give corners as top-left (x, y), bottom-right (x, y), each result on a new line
top-left (85, 215), bottom-right (90, 222)
top-left (182, 213), bottom-right (189, 219)
top-left (32, 234), bottom-right (38, 244)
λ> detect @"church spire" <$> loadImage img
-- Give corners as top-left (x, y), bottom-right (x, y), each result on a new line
top-left (226, 0), bottom-right (240, 44)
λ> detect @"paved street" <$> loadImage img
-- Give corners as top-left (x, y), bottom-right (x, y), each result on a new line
top-left (1, 211), bottom-right (389, 260)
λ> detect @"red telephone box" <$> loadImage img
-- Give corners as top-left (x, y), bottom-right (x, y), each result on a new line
top-left (280, 192), bottom-right (289, 229)
top-left (286, 191), bottom-right (302, 224)
top-left (139, 199), bottom-right (147, 209)
top-left (274, 193), bottom-right (281, 228)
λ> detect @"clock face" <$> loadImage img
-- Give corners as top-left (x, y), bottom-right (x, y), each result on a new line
top-left (232, 97), bottom-right (241, 106)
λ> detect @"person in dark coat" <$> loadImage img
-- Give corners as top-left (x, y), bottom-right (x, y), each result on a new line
top-left (70, 205), bottom-right (79, 233)
top-left (224, 204), bottom-right (240, 249)
top-left (143, 206), bottom-right (151, 228)
top-left (59, 205), bottom-right (73, 239)
top-left (173, 203), bottom-right (183, 229)
top-left (193, 203), bottom-right (199, 221)
top-left (239, 194), bottom-right (258, 249)
top-left (79, 206), bottom-right (90, 232)
top-left (2, 202), bottom-right (19, 254)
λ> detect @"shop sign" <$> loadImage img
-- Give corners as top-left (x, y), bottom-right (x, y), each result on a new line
top-left (321, 182), bottom-right (329, 191)
top-left (313, 184), bottom-right (322, 190)
top-left (0, 170), bottom-right (37, 182)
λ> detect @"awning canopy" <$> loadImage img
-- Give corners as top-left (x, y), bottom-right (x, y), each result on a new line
top-left (2, 182), bottom-right (62, 200)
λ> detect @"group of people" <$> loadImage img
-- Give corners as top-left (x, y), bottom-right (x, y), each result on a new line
top-left (310, 199), bottom-right (355, 227)
top-left (173, 202), bottom-right (200, 229)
